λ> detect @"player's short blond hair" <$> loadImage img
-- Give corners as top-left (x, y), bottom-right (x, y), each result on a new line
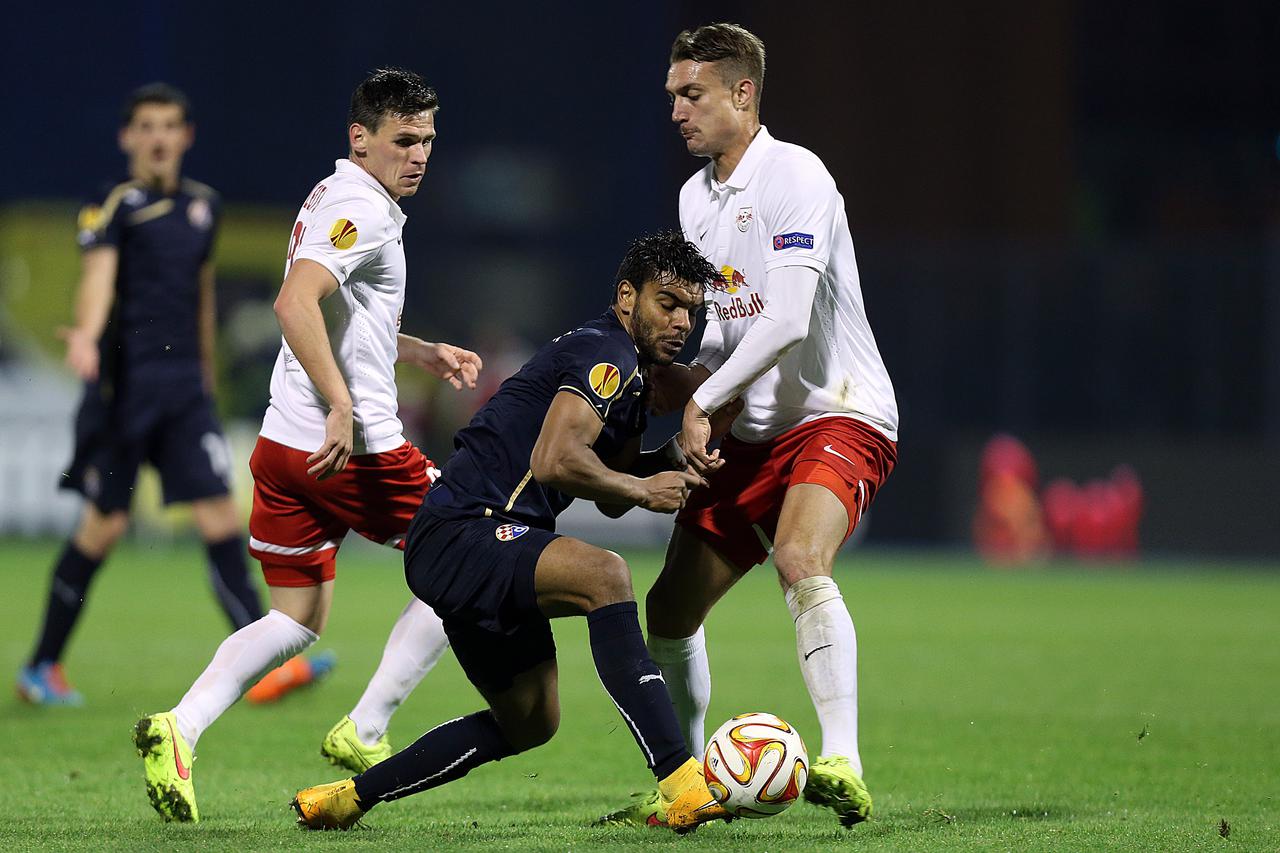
top-left (669, 23), bottom-right (766, 110)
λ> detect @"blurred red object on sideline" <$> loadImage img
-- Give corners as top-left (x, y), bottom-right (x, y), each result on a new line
top-left (976, 435), bottom-right (1143, 565)
top-left (973, 434), bottom-right (1050, 566)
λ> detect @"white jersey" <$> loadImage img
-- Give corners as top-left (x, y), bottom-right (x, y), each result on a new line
top-left (259, 159), bottom-right (409, 455)
top-left (679, 126), bottom-right (899, 443)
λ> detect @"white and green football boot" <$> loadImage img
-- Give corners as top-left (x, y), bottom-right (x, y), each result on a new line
top-left (133, 712), bottom-right (198, 822)
top-left (320, 716), bottom-right (392, 773)
top-left (804, 755), bottom-right (872, 827)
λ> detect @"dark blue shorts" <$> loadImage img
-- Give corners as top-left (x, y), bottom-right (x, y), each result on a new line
top-left (404, 503), bottom-right (559, 694)
top-left (61, 381), bottom-right (232, 514)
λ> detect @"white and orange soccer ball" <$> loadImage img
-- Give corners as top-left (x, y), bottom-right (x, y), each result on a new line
top-left (703, 712), bottom-right (808, 818)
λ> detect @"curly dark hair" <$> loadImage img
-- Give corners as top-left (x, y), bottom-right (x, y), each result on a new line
top-left (612, 231), bottom-right (720, 303)
top-left (348, 68), bottom-right (438, 132)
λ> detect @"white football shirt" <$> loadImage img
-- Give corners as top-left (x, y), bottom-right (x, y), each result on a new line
top-left (259, 159), bottom-right (409, 455)
top-left (680, 126), bottom-right (899, 443)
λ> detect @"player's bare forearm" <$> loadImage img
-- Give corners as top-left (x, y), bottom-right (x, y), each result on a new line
top-left (647, 362), bottom-right (711, 416)
top-left (274, 260), bottom-right (350, 412)
top-left (532, 396), bottom-right (645, 505)
top-left (396, 334), bottom-right (482, 390)
top-left (58, 247), bottom-right (118, 380)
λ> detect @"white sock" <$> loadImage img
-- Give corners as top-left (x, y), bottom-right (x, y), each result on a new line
top-left (349, 598), bottom-right (449, 745)
top-left (172, 609), bottom-right (317, 750)
top-left (647, 627), bottom-right (710, 759)
top-left (786, 576), bottom-right (862, 775)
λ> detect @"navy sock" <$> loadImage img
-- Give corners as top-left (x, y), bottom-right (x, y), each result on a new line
top-left (30, 542), bottom-right (102, 666)
top-left (205, 536), bottom-right (263, 630)
top-left (587, 601), bottom-right (690, 780)
top-left (353, 711), bottom-right (516, 806)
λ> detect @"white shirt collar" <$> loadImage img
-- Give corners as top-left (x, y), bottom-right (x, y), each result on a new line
top-left (334, 159), bottom-right (407, 224)
top-left (707, 125), bottom-right (774, 195)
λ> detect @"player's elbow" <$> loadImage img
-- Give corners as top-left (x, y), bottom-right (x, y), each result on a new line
top-left (529, 445), bottom-right (568, 489)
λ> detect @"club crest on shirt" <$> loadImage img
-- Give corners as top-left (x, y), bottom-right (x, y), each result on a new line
top-left (736, 206), bottom-right (753, 232)
top-left (773, 232), bottom-right (815, 251)
top-left (588, 362), bottom-right (621, 398)
top-left (187, 198), bottom-right (213, 230)
top-left (495, 523), bottom-right (529, 541)
top-left (328, 219), bottom-right (359, 250)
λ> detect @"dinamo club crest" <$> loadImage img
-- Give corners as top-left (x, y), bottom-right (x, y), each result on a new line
top-left (495, 524), bottom-right (529, 541)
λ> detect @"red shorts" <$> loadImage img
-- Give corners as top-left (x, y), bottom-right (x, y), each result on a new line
top-left (677, 417), bottom-right (897, 571)
top-left (248, 436), bottom-right (436, 588)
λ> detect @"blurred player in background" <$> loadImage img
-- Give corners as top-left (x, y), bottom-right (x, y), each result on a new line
top-left (602, 24), bottom-right (899, 829)
top-left (133, 68), bottom-right (481, 823)
top-left (291, 232), bottom-right (731, 833)
top-left (16, 84), bottom-right (264, 707)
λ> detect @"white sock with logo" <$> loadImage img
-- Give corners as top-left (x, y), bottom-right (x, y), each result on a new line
top-left (646, 627), bottom-right (711, 759)
top-left (349, 598), bottom-right (450, 745)
top-left (172, 609), bottom-right (317, 750)
top-left (786, 576), bottom-right (862, 775)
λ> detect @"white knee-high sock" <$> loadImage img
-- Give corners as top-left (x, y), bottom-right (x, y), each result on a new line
top-left (349, 598), bottom-right (449, 745)
top-left (646, 627), bottom-right (710, 759)
top-left (172, 609), bottom-right (317, 750)
top-left (786, 576), bottom-right (862, 775)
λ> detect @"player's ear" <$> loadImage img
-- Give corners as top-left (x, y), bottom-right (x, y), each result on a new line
top-left (349, 123), bottom-right (368, 156)
top-left (734, 79), bottom-right (755, 111)
top-left (616, 279), bottom-right (636, 315)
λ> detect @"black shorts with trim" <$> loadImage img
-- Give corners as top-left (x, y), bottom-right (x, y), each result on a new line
top-left (404, 500), bottom-right (559, 694)
top-left (61, 380), bottom-right (231, 514)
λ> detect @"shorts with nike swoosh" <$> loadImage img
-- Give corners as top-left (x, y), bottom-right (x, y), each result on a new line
top-left (676, 416), bottom-right (897, 571)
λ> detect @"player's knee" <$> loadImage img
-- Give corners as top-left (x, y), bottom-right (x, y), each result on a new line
top-left (587, 550), bottom-right (634, 610)
top-left (75, 509), bottom-right (129, 556)
top-left (772, 542), bottom-right (830, 588)
top-left (498, 706), bottom-right (560, 752)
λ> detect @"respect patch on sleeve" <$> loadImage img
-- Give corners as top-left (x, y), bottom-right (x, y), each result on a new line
top-left (773, 232), bottom-right (815, 251)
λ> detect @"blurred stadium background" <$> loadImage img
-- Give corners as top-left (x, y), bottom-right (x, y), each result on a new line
top-left (1, 2), bottom-right (1277, 554)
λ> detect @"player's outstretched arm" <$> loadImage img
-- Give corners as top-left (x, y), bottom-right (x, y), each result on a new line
top-left (57, 247), bottom-right (118, 381)
top-left (274, 259), bottom-right (352, 480)
top-left (531, 391), bottom-right (704, 513)
top-left (396, 334), bottom-right (482, 390)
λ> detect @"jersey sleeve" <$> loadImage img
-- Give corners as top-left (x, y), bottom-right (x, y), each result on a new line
top-left (758, 156), bottom-right (840, 274)
top-left (76, 183), bottom-right (129, 251)
top-left (552, 329), bottom-right (640, 422)
top-left (292, 194), bottom-right (390, 285)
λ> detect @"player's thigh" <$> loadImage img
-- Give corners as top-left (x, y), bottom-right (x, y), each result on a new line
top-left (150, 398), bottom-right (233, 505)
top-left (71, 503), bottom-right (131, 557)
top-left (190, 494), bottom-right (241, 542)
top-left (646, 525), bottom-right (746, 639)
top-left (248, 437), bottom-right (347, 590)
top-left (772, 483), bottom-right (850, 588)
top-left (268, 580), bottom-right (334, 634)
top-left (325, 442), bottom-right (435, 547)
top-left (532, 537), bottom-right (634, 617)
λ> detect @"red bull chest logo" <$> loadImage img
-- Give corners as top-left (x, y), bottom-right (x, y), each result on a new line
top-left (711, 265), bottom-right (764, 321)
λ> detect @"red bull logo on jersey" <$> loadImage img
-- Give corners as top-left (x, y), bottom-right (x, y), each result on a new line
top-left (714, 265), bottom-right (748, 294)
top-left (495, 523), bottom-right (529, 541)
top-left (588, 362), bottom-right (622, 398)
top-left (712, 291), bottom-right (766, 322)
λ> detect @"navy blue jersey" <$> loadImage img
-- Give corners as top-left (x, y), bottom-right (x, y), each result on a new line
top-left (77, 177), bottom-right (220, 388)
top-left (429, 310), bottom-right (648, 530)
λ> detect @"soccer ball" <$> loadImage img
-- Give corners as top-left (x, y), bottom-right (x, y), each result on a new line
top-left (703, 712), bottom-right (808, 818)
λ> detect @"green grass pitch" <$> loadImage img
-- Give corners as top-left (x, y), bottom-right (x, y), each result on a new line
top-left (1, 537), bottom-right (1277, 851)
